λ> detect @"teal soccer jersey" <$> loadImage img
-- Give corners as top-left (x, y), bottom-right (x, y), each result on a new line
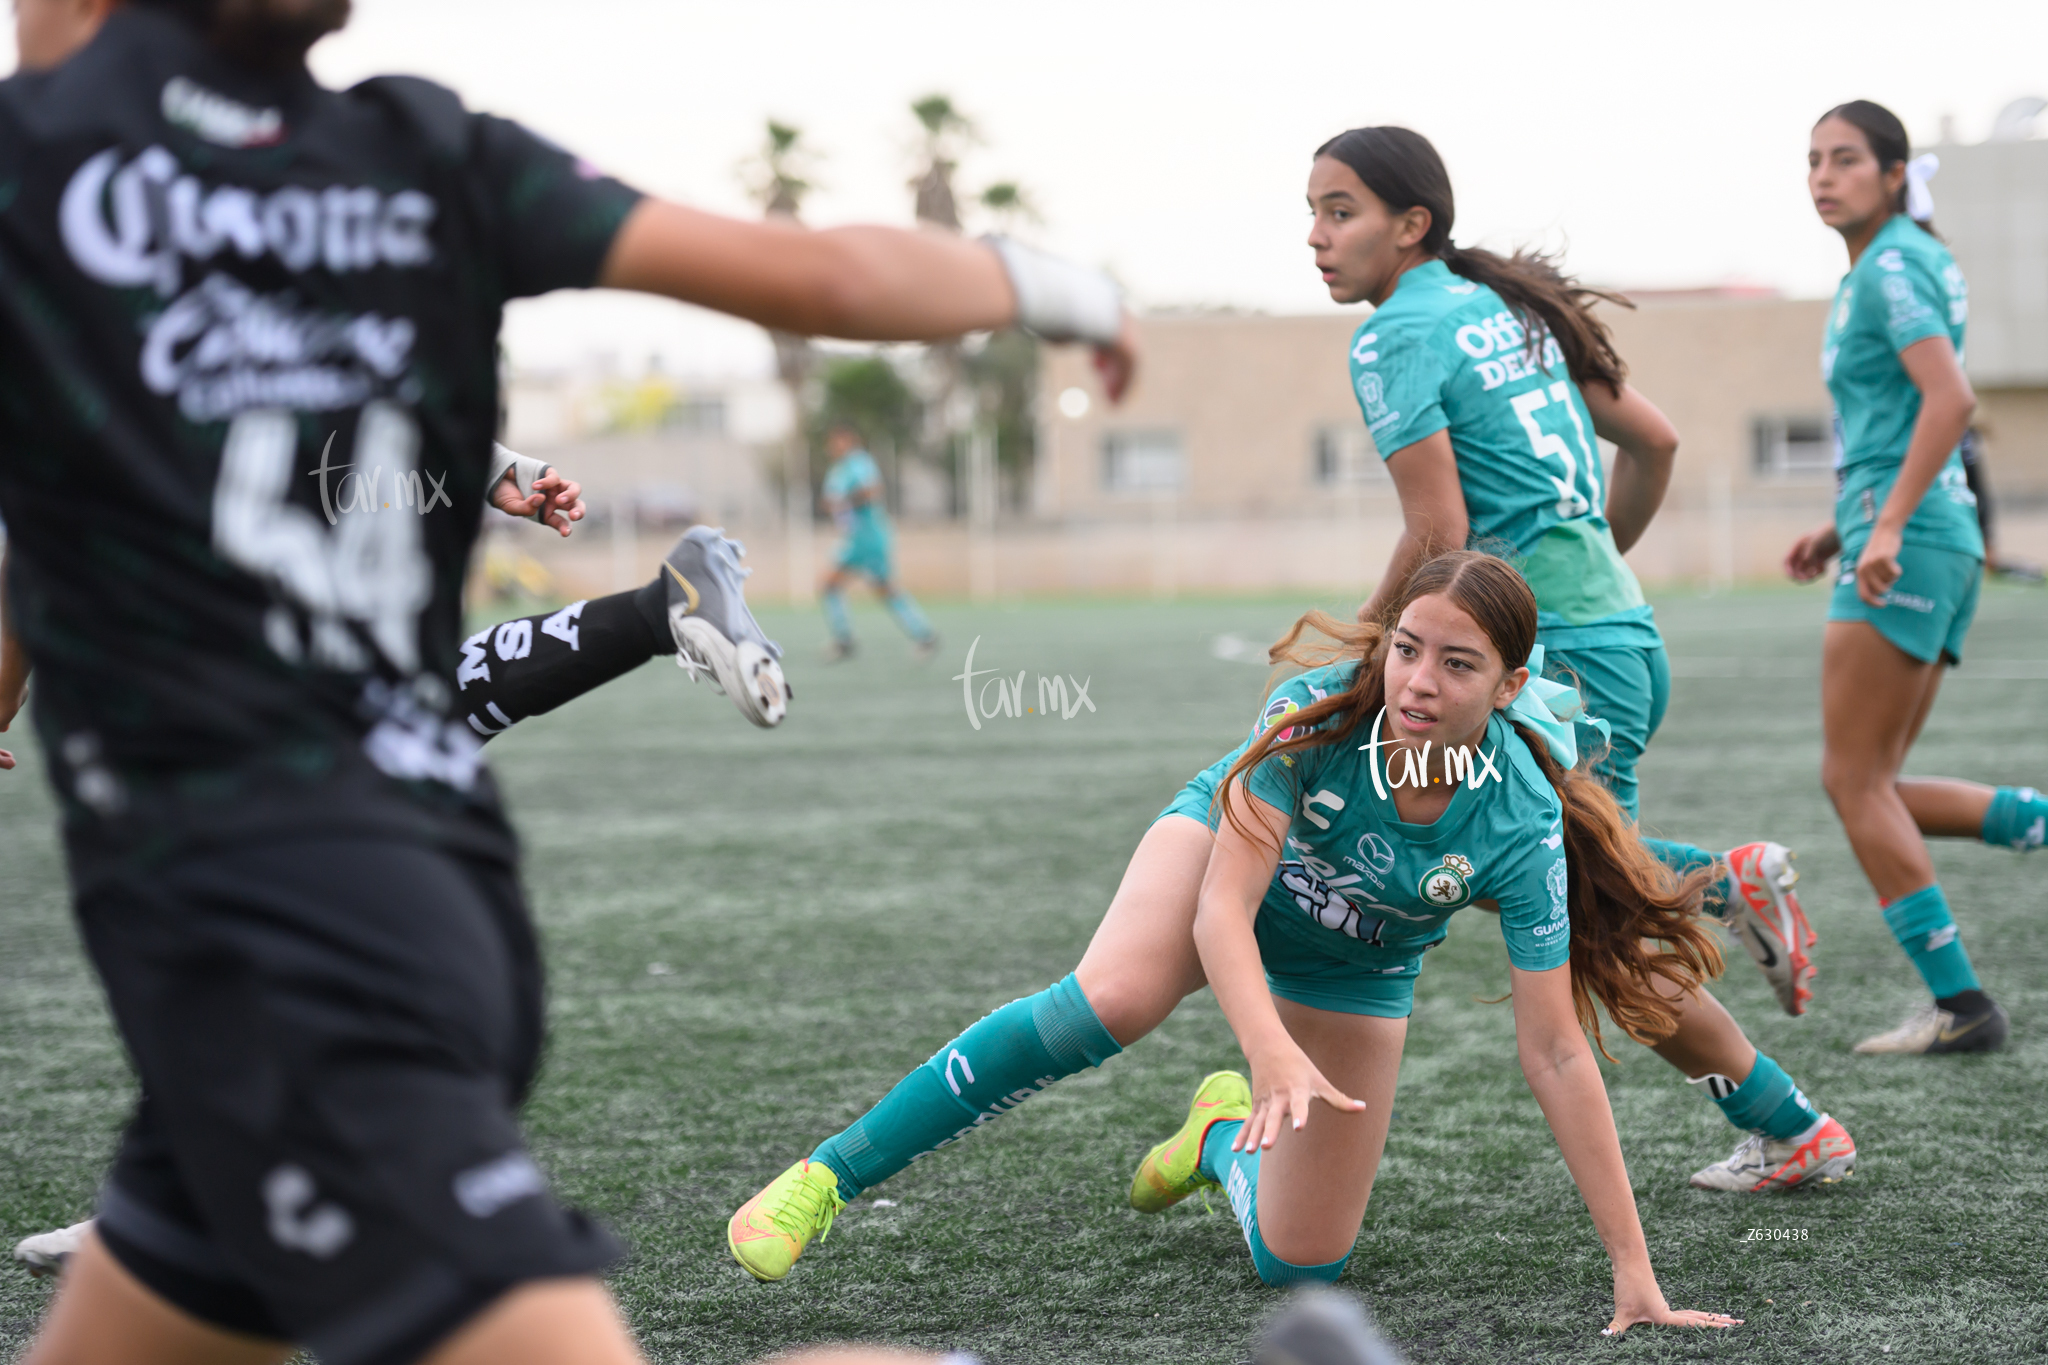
top-left (1236, 666), bottom-right (1571, 975)
top-left (1822, 215), bottom-right (1982, 559)
top-left (1349, 260), bottom-right (1648, 638)
top-left (822, 449), bottom-right (888, 538)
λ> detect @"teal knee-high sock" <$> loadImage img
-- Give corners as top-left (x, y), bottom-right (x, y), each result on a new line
top-left (809, 975), bottom-right (1120, 1200)
top-left (1641, 837), bottom-right (1729, 915)
top-left (1198, 1121), bottom-right (1351, 1288)
top-left (1882, 884), bottom-right (1981, 998)
top-left (822, 589), bottom-right (853, 643)
top-left (1982, 786), bottom-right (2047, 851)
top-left (1689, 1054), bottom-right (1823, 1141)
top-left (885, 589), bottom-right (933, 643)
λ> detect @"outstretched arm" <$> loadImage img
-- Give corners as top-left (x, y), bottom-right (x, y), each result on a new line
top-left (598, 203), bottom-right (1136, 401)
top-left (1584, 383), bottom-right (1679, 556)
top-left (1359, 429), bottom-right (1467, 622)
top-left (1509, 963), bottom-right (1738, 1335)
top-left (0, 545), bottom-right (27, 771)
top-left (1193, 785), bottom-right (1366, 1150)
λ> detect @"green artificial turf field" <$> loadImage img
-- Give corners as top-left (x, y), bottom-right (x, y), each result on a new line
top-left (4, 585), bottom-right (2045, 1363)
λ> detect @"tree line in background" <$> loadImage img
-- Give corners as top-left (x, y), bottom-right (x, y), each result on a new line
top-left (743, 96), bottom-right (1043, 519)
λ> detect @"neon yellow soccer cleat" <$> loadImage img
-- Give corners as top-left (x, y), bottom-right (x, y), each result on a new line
top-left (727, 1159), bottom-right (845, 1283)
top-left (1129, 1070), bottom-right (1253, 1213)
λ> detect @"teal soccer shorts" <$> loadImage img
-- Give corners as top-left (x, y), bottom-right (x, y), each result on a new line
top-left (1828, 543), bottom-right (1982, 665)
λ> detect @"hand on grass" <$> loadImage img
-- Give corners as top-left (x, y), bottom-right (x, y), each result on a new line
top-left (1603, 1298), bottom-right (1741, 1335)
top-left (1783, 522), bottom-right (1841, 583)
top-left (1236, 1041), bottom-right (1365, 1153)
top-left (491, 469), bottom-right (586, 537)
top-left (1604, 1273), bottom-right (1740, 1335)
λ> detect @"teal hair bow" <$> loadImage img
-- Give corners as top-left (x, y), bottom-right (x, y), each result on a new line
top-left (1501, 644), bottom-right (1610, 769)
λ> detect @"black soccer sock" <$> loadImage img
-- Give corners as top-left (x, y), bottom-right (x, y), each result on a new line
top-left (455, 588), bottom-right (672, 741)
top-left (1936, 988), bottom-right (1993, 1016)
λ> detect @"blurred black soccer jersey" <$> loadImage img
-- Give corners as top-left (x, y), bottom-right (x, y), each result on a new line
top-left (0, 6), bottom-right (642, 878)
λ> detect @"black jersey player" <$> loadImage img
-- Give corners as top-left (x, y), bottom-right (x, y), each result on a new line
top-left (0, 4), bottom-right (1133, 1365)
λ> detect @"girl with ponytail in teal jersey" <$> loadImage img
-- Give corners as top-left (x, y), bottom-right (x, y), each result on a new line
top-left (1308, 127), bottom-right (1856, 1191)
top-left (730, 551), bottom-right (1742, 1332)
top-left (1784, 101), bottom-right (2037, 1055)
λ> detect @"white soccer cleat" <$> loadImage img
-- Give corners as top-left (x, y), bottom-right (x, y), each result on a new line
top-left (1854, 999), bottom-right (2010, 1054)
top-left (1721, 842), bottom-right (1816, 1016)
top-left (1688, 1117), bottom-right (1856, 1192)
top-left (14, 1220), bottom-right (92, 1278)
top-left (657, 527), bottom-right (789, 729)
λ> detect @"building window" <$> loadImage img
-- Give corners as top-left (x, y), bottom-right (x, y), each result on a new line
top-left (1103, 430), bottom-right (1185, 494)
top-left (661, 396), bottom-right (726, 435)
top-left (1313, 426), bottom-right (1384, 485)
top-left (1753, 415), bottom-right (1833, 478)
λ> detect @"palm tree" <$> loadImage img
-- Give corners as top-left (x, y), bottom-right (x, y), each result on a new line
top-left (742, 120), bottom-right (819, 399)
top-left (740, 119), bottom-right (820, 462)
top-left (977, 181), bottom-right (1042, 235)
top-left (908, 94), bottom-right (974, 229)
top-left (741, 119), bottom-right (823, 599)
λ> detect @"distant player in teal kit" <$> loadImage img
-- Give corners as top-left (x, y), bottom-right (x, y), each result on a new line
top-left (1308, 126), bottom-right (1852, 1191)
top-left (819, 424), bottom-right (937, 661)
top-left (1785, 100), bottom-right (2041, 1055)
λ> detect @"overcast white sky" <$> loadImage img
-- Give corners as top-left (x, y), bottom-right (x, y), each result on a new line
top-left (8, 0), bottom-right (2046, 377)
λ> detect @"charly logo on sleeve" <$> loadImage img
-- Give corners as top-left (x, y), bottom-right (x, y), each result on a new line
top-left (1418, 852), bottom-right (1474, 909)
top-left (60, 146), bottom-right (435, 421)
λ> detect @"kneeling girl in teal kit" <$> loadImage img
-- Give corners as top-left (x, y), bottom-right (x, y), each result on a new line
top-left (1785, 100), bottom-right (2039, 1055)
top-left (728, 554), bottom-right (1737, 1333)
top-left (1130, 551), bottom-right (1733, 1331)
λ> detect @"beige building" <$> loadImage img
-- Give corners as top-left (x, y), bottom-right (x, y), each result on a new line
top-left (501, 135), bottom-right (2048, 604)
top-left (1033, 284), bottom-right (2048, 594)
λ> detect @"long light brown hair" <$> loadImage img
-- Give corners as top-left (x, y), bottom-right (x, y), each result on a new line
top-left (1221, 551), bottom-right (1722, 1055)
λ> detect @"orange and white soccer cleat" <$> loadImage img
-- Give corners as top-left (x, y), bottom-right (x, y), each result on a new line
top-left (1688, 1115), bottom-right (1857, 1192)
top-left (1721, 842), bottom-right (1817, 1016)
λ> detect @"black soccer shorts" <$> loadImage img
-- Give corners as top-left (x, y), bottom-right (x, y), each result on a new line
top-left (75, 837), bottom-right (620, 1365)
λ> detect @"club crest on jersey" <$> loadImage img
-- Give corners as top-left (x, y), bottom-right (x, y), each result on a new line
top-left (1419, 855), bottom-right (1473, 909)
top-left (1355, 372), bottom-right (1389, 421)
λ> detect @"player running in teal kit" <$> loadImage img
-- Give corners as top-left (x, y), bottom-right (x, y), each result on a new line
top-left (1784, 100), bottom-right (2039, 1054)
top-left (819, 424), bottom-right (937, 661)
top-left (1309, 126), bottom-right (1851, 1189)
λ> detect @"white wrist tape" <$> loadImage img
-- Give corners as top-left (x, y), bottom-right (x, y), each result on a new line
top-left (488, 443), bottom-right (554, 519)
top-left (984, 235), bottom-right (1122, 347)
